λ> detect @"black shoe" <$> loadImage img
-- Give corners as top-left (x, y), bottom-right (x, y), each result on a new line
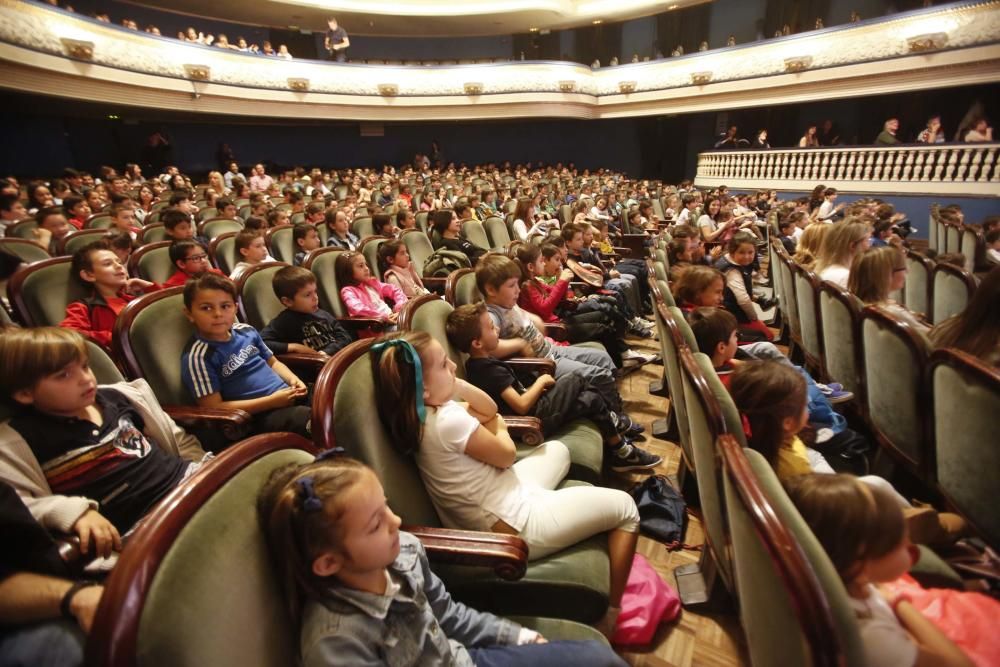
top-left (616, 414), bottom-right (645, 436)
top-left (610, 440), bottom-right (663, 472)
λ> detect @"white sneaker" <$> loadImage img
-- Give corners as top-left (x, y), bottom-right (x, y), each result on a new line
top-left (622, 349), bottom-right (657, 364)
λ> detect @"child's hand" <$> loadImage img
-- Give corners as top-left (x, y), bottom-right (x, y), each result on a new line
top-left (270, 387), bottom-right (303, 408)
top-left (287, 343), bottom-right (314, 354)
top-left (32, 227), bottom-right (53, 248)
top-left (387, 312), bottom-right (400, 324)
top-left (533, 634), bottom-right (548, 644)
top-left (609, 269), bottom-right (621, 279)
top-left (289, 377), bottom-right (308, 393)
top-left (559, 268), bottom-right (575, 282)
top-left (124, 278), bottom-right (154, 295)
top-left (538, 374), bottom-right (556, 391)
top-left (72, 509), bottom-right (122, 559)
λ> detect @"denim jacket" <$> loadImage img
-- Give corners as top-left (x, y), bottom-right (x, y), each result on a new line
top-left (300, 531), bottom-right (522, 667)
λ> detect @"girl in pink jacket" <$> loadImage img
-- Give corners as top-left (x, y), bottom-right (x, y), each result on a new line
top-left (336, 251), bottom-right (408, 336)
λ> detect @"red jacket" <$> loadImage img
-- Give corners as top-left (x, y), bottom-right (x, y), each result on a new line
top-left (59, 285), bottom-right (160, 347)
top-left (518, 278), bottom-right (569, 323)
top-left (163, 268), bottom-right (224, 289)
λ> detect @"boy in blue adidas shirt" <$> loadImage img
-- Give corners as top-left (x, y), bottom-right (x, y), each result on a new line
top-left (180, 273), bottom-right (311, 437)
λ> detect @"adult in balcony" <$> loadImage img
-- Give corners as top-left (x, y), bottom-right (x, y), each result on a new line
top-left (917, 115), bottom-right (945, 144)
top-left (752, 129), bottom-right (770, 149)
top-left (249, 164), bottom-right (274, 193)
top-left (714, 125), bottom-right (740, 149)
top-left (798, 124), bottom-right (820, 148)
top-left (324, 17), bottom-right (350, 63)
top-left (875, 118), bottom-right (901, 145)
top-left (964, 117), bottom-right (994, 142)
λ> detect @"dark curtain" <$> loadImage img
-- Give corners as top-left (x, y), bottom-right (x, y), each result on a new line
top-left (655, 4), bottom-right (710, 56)
top-left (576, 23), bottom-right (622, 66)
top-left (762, 0), bottom-right (831, 36)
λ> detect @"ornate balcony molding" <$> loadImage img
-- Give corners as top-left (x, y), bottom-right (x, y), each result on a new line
top-left (695, 144), bottom-right (1000, 197)
top-left (0, 0), bottom-right (999, 120)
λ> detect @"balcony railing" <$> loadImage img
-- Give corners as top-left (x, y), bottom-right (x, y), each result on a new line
top-left (695, 144), bottom-right (1000, 196)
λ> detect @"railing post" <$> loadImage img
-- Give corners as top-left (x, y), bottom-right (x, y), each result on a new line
top-left (981, 147), bottom-right (997, 183)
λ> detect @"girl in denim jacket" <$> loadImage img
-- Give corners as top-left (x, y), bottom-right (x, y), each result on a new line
top-left (258, 455), bottom-right (626, 667)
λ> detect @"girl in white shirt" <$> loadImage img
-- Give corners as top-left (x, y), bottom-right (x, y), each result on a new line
top-left (815, 220), bottom-right (871, 289)
top-left (785, 474), bottom-right (973, 667)
top-left (373, 333), bottom-right (641, 635)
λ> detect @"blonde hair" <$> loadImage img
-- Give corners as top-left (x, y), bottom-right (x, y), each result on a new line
top-left (815, 220), bottom-right (870, 274)
top-left (0, 327), bottom-right (88, 399)
top-left (793, 223), bottom-right (830, 271)
top-left (257, 457), bottom-right (371, 629)
top-left (847, 246), bottom-right (904, 304)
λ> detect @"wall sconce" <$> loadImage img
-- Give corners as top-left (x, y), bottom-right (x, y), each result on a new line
top-left (183, 64), bottom-right (211, 81)
top-left (906, 32), bottom-right (948, 52)
top-left (287, 78), bottom-right (309, 92)
top-left (690, 71), bottom-right (712, 85)
top-left (618, 81), bottom-right (637, 94)
top-left (464, 82), bottom-right (484, 95)
top-left (783, 56), bottom-right (813, 73)
top-left (377, 83), bottom-right (398, 96)
top-left (60, 38), bottom-right (94, 60)
top-left (558, 80), bottom-right (576, 93)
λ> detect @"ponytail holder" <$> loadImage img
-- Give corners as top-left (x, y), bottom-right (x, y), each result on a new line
top-left (740, 413), bottom-right (753, 438)
top-left (315, 447), bottom-right (346, 462)
top-left (297, 477), bottom-right (324, 513)
top-left (371, 339), bottom-right (426, 423)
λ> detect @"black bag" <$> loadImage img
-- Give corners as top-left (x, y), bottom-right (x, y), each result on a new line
top-left (423, 248), bottom-right (471, 278)
top-left (629, 475), bottom-right (688, 547)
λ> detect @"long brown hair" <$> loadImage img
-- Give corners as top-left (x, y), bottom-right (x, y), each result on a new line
top-left (729, 361), bottom-right (807, 465)
top-left (372, 331), bottom-right (434, 456)
top-left (257, 456), bottom-right (370, 628)
top-left (930, 266), bottom-right (1000, 365)
top-left (673, 265), bottom-right (724, 306)
top-left (847, 246), bottom-right (904, 304)
top-left (514, 244), bottom-right (541, 283)
top-left (784, 473), bottom-right (904, 584)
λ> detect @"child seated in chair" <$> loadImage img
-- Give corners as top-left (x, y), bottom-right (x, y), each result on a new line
top-left (378, 240), bottom-right (429, 298)
top-left (0, 327), bottom-right (208, 558)
top-left (714, 232), bottom-right (774, 342)
top-left (180, 273), bottom-right (312, 438)
top-left (372, 213), bottom-right (399, 239)
top-left (161, 208), bottom-right (208, 249)
top-left (163, 240), bottom-right (225, 288)
top-left (60, 241), bottom-right (160, 348)
top-left (258, 454), bottom-right (629, 666)
top-left (336, 251), bottom-right (408, 335)
top-left (108, 203), bottom-right (140, 240)
top-left (447, 303), bottom-right (660, 472)
top-left (230, 229), bottom-right (269, 278)
top-left (32, 207), bottom-right (71, 255)
top-left (292, 223), bottom-right (322, 267)
top-left (260, 266), bottom-right (353, 358)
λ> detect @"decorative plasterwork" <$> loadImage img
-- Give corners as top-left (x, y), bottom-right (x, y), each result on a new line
top-left (0, 0), bottom-right (998, 120)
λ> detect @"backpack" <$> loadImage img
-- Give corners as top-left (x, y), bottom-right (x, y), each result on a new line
top-left (423, 248), bottom-right (471, 278)
top-left (629, 475), bottom-right (688, 547)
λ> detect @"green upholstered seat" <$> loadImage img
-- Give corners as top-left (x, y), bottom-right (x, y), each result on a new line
top-left (0, 238), bottom-right (49, 264)
top-left (654, 305), bottom-right (694, 467)
top-left (236, 262), bottom-right (288, 329)
top-left (930, 349), bottom-right (1000, 549)
top-left (903, 250), bottom-right (932, 319)
top-left (85, 214), bottom-right (112, 229)
top-left (793, 265), bottom-right (824, 375)
top-left (7, 218), bottom-right (38, 239)
top-left (401, 295), bottom-right (604, 483)
top-left (655, 277), bottom-right (675, 307)
top-left (352, 216), bottom-right (373, 238)
top-left (88, 340), bottom-right (124, 384)
top-left (449, 269), bottom-right (481, 307)
top-left (61, 229), bottom-right (108, 256)
top-left (818, 283), bottom-right (863, 397)
top-left (415, 211), bottom-right (429, 233)
top-left (139, 223), bottom-right (166, 244)
top-left (200, 218), bottom-right (243, 241)
top-left (484, 216), bottom-right (511, 249)
top-left (7, 256), bottom-right (88, 327)
top-left (401, 229), bottom-right (435, 276)
top-left (777, 254), bottom-right (801, 345)
top-left (931, 264), bottom-right (976, 325)
top-left (266, 224), bottom-right (296, 265)
top-left (198, 206), bottom-right (219, 221)
top-left (131, 242), bottom-right (175, 284)
top-left (303, 247), bottom-right (348, 317)
top-left (210, 233), bottom-right (238, 276)
top-left (361, 236), bottom-right (388, 278)
top-left (461, 220), bottom-right (491, 250)
top-left (327, 343), bottom-right (611, 622)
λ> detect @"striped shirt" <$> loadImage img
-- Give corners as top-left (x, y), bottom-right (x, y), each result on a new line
top-left (181, 324), bottom-right (287, 401)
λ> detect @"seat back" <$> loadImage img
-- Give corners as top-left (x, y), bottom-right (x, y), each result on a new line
top-left (818, 282), bottom-right (863, 397)
top-left (198, 206), bottom-right (219, 221)
top-left (860, 305), bottom-right (931, 478)
top-left (130, 241), bottom-right (175, 284)
top-left (720, 436), bottom-right (862, 667)
top-left (60, 229), bottom-right (109, 256)
top-left (86, 433), bottom-right (314, 667)
top-left (113, 287), bottom-right (200, 405)
top-left (352, 216), bottom-right (373, 238)
top-left (399, 294), bottom-right (466, 380)
top-left (461, 220), bottom-right (490, 250)
top-left (265, 224), bottom-right (295, 265)
top-left (7, 218), bottom-right (38, 239)
top-left (945, 224), bottom-right (960, 255)
top-left (930, 348), bottom-right (1000, 549)
top-left (88, 339), bottom-right (125, 384)
top-left (483, 216), bottom-right (510, 249)
top-left (199, 218), bottom-right (243, 241)
top-left (313, 339), bottom-right (443, 527)
top-left (792, 264), bottom-right (824, 374)
top-left (0, 238), bottom-right (49, 263)
top-left (401, 230), bottom-right (435, 276)
top-left (234, 262), bottom-right (290, 329)
top-left (360, 236), bottom-right (388, 278)
top-left (903, 250), bottom-right (933, 318)
top-left (139, 223), bottom-right (166, 244)
top-left (85, 213), bottom-right (112, 229)
top-left (445, 268), bottom-right (481, 307)
top-left (415, 211), bottom-right (429, 234)
top-left (931, 263), bottom-right (976, 325)
top-left (655, 302), bottom-right (693, 467)
top-left (6, 256), bottom-right (87, 327)
top-left (303, 247), bottom-right (348, 317)
top-left (779, 253), bottom-right (801, 343)
top-left (958, 228), bottom-right (980, 274)
top-left (210, 232), bottom-right (238, 276)
top-left (928, 204), bottom-right (940, 252)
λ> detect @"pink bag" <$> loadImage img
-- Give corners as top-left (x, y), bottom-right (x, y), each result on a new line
top-left (611, 553), bottom-right (681, 646)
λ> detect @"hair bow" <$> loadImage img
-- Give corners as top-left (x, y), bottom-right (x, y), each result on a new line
top-left (371, 339), bottom-right (426, 423)
top-left (297, 477), bottom-right (324, 513)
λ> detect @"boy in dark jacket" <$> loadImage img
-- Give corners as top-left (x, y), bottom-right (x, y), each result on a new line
top-left (259, 266), bottom-right (353, 357)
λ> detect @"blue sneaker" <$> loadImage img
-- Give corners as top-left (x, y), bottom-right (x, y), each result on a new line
top-left (615, 414), bottom-right (646, 436)
top-left (610, 439), bottom-right (663, 472)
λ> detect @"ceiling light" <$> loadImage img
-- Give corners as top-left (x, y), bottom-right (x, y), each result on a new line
top-left (668, 3), bottom-right (679, 8)
top-left (592, 19), bottom-right (603, 24)
top-left (529, 27), bottom-right (538, 32)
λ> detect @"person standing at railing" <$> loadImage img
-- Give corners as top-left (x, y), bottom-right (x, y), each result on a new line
top-left (715, 125), bottom-right (740, 149)
top-left (798, 125), bottom-right (820, 148)
top-left (917, 115), bottom-right (945, 144)
top-left (752, 129), bottom-right (770, 149)
top-left (324, 17), bottom-right (350, 63)
top-left (875, 118), bottom-right (901, 145)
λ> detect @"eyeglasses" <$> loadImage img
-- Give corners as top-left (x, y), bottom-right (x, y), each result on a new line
top-left (183, 254), bottom-right (209, 262)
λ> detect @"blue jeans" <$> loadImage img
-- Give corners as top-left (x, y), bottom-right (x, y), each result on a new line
top-left (468, 639), bottom-right (626, 667)
top-left (0, 619), bottom-right (85, 667)
top-left (550, 344), bottom-right (622, 414)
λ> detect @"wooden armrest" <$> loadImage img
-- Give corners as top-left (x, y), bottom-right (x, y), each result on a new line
top-left (337, 316), bottom-right (388, 332)
top-left (543, 322), bottom-right (568, 341)
top-left (277, 352), bottom-right (328, 378)
top-left (505, 357), bottom-right (557, 375)
top-left (569, 281), bottom-right (592, 292)
top-left (618, 234), bottom-right (648, 257)
top-left (406, 525), bottom-right (528, 581)
top-left (503, 415), bottom-right (545, 446)
top-left (162, 405), bottom-right (252, 441)
top-left (612, 246), bottom-right (631, 256)
top-left (423, 276), bottom-right (448, 286)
